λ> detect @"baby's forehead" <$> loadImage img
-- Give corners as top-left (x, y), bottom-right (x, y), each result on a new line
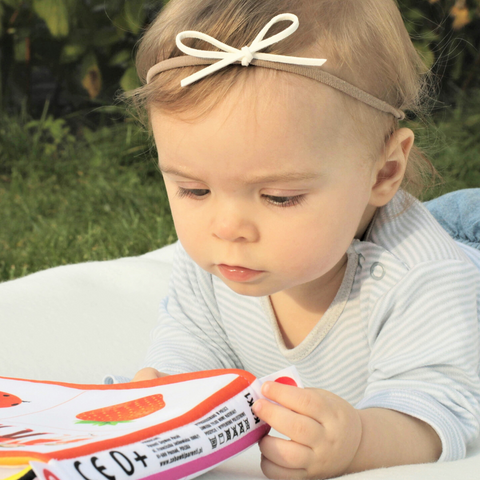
top-left (241, 71), bottom-right (388, 149)
top-left (154, 69), bottom-right (350, 132)
top-left (151, 74), bottom-right (369, 174)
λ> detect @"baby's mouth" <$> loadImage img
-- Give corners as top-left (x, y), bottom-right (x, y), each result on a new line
top-left (217, 264), bottom-right (264, 282)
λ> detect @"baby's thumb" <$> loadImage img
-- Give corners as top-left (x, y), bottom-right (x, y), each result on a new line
top-left (132, 367), bottom-right (168, 382)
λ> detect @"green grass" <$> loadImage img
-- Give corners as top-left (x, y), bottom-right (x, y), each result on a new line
top-left (411, 90), bottom-right (480, 200)
top-left (0, 110), bottom-right (176, 282)
top-left (1, 93), bottom-right (480, 283)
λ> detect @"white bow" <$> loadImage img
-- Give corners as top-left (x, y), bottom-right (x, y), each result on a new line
top-left (176, 13), bottom-right (327, 87)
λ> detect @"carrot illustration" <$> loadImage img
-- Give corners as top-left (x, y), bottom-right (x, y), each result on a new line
top-left (0, 392), bottom-right (23, 408)
top-left (75, 394), bottom-right (165, 426)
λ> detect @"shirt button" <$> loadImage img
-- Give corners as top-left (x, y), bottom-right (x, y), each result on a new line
top-left (370, 262), bottom-right (386, 280)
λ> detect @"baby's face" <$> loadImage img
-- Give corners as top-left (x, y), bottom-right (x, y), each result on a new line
top-left (151, 74), bottom-right (380, 298)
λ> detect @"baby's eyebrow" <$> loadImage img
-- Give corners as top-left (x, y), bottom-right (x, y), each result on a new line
top-left (244, 171), bottom-right (320, 183)
top-left (159, 165), bottom-right (319, 183)
top-left (159, 165), bottom-right (200, 180)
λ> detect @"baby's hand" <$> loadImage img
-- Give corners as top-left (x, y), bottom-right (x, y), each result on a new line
top-left (132, 367), bottom-right (168, 382)
top-left (253, 382), bottom-right (362, 479)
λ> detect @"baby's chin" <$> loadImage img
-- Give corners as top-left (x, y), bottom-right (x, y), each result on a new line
top-left (210, 271), bottom-right (278, 298)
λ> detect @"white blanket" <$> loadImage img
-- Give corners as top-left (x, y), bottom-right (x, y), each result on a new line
top-left (1, 244), bottom-right (479, 479)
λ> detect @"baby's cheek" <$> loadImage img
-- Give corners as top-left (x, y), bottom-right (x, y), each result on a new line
top-left (169, 206), bottom-right (199, 239)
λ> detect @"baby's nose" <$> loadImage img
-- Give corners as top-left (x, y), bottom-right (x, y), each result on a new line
top-left (211, 208), bottom-right (259, 243)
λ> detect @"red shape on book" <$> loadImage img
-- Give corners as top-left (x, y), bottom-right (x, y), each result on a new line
top-left (43, 468), bottom-right (61, 480)
top-left (0, 392), bottom-right (23, 408)
top-left (274, 377), bottom-right (298, 387)
top-left (76, 394), bottom-right (166, 424)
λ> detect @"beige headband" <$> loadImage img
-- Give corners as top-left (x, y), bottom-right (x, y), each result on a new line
top-left (146, 13), bottom-right (405, 120)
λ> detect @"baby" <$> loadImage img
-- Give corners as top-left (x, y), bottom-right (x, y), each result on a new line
top-left (126, 0), bottom-right (480, 478)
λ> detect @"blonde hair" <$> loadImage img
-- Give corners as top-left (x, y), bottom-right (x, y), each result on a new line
top-left (129, 0), bottom-right (438, 197)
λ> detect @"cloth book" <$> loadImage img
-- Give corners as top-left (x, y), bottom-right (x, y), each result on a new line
top-left (0, 367), bottom-right (301, 480)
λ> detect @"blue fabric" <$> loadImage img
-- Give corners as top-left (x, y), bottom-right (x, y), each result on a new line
top-left (425, 189), bottom-right (480, 250)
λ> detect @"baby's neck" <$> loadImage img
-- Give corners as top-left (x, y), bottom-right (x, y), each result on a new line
top-left (356, 204), bottom-right (378, 239)
top-left (269, 253), bottom-right (348, 349)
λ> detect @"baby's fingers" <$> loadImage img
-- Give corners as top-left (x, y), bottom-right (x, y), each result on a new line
top-left (261, 381), bottom-right (328, 418)
top-left (253, 398), bottom-right (321, 445)
top-left (260, 455), bottom-right (307, 480)
top-left (131, 368), bottom-right (167, 382)
top-left (259, 435), bottom-right (312, 470)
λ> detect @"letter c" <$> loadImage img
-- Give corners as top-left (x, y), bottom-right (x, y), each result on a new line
top-left (74, 461), bottom-right (92, 480)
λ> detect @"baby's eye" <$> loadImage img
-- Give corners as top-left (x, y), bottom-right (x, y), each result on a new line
top-left (263, 195), bottom-right (305, 208)
top-left (177, 187), bottom-right (210, 199)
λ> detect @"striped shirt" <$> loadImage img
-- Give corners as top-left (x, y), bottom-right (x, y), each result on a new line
top-left (143, 191), bottom-right (480, 462)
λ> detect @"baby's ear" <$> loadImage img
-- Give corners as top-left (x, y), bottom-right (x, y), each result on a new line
top-left (369, 128), bottom-right (414, 207)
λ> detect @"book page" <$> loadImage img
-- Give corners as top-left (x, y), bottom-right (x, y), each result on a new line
top-left (0, 370), bottom-right (254, 463)
top-left (1, 367), bottom-right (302, 480)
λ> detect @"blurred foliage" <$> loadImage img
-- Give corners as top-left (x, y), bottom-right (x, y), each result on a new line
top-left (0, 0), bottom-right (479, 120)
top-left (0, 0), bottom-right (165, 118)
top-left (412, 89), bottom-right (480, 200)
top-left (401, 0), bottom-right (480, 106)
top-left (0, 106), bottom-right (176, 282)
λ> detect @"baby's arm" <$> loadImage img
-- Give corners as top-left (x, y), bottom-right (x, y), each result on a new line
top-left (348, 405), bottom-right (441, 471)
top-left (253, 382), bottom-right (441, 479)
